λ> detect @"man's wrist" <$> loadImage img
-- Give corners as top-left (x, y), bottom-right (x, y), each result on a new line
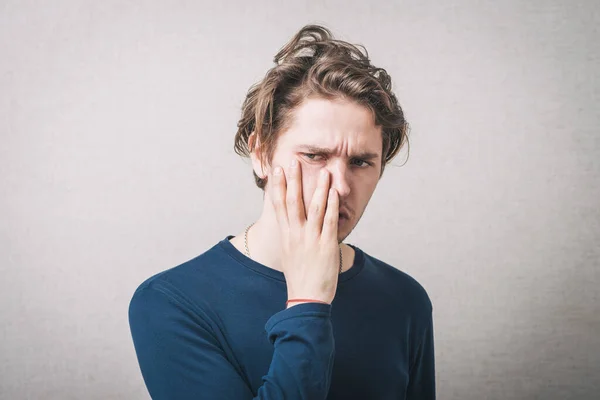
top-left (286, 298), bottom-right (330, 308)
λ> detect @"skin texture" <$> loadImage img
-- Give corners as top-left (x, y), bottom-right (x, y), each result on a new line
top-left (230, 96), bottom-right (383, 275)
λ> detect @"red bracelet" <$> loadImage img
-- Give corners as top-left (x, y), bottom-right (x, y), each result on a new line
top-left (286, 298), bottom-right (329, 307)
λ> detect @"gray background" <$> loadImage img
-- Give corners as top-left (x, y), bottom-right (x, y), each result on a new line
top-left (1, 0), bottom-right (598, 399)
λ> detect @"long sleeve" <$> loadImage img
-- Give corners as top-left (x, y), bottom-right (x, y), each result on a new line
top-left (128, 281), bottom-right (335, 400)
top-left (405, 309), bottom-right (436, 399)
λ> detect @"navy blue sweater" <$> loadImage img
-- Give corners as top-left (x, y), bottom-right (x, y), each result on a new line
top-left (129, 235), bottom-right (435, 399)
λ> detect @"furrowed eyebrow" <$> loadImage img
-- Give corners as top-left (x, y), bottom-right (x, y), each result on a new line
top-left (297, 145), bottom-right (380, 160)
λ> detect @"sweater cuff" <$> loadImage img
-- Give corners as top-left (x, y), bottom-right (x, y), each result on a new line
top-left (264, 302), bottom-right (332, 332)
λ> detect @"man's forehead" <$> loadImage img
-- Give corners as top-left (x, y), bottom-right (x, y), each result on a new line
top-left (286, 97), bottom-right (379, 131)
top-left (278, 102), bottom-right (383, 157)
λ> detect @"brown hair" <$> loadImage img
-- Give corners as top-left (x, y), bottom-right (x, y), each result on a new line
top-left (233, 24), bottom-right (410, 190)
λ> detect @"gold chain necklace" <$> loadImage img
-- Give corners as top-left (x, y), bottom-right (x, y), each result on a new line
top-left (244, 223), bottom-right (343, 274)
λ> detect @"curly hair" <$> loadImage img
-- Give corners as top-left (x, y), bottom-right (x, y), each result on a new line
top-left (233, 24), bottom-right (410, 190)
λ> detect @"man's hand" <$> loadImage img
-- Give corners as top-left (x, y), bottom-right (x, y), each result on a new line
top-left (267, 158), bottom-right (341, 307)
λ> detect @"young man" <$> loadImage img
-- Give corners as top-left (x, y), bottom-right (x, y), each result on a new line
top-left (129, 25), bottom-right (435, 399)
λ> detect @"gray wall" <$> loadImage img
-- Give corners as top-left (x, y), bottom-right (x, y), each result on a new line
top-left (1, 0), bottom-right (598, 399)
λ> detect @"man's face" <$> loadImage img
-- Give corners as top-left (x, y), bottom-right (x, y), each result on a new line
top-left (261, 96), bottom-right (383, 242)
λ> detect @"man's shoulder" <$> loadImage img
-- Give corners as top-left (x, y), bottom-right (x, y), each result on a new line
top-left (130, 239), bottom-right (229, 303)
top-left (361, 248), bottom-right (433, 313)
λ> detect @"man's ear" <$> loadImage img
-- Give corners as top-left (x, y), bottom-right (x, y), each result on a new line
top-left (248, 132), bottom-right (268, 179)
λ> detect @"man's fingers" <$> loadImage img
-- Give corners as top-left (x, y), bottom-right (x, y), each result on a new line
top-left (268, 166), bottom-right (289, 231)
top-left (321, 187), bottom-right (339, 242)
top-left (286, 159), bottom-right (305, 231)
top-left (306, 169), bottom-right (330, 236)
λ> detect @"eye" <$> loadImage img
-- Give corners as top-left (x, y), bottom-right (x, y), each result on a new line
top-left (303, 153), bottom-right (324, 161)
top-left (351, 159), bottom-right (372, 168)
top-left (303, 153), bottom-right (372, 168)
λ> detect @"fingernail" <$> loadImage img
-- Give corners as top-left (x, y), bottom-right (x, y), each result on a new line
top-left (290, 159), bottom-right (297, 168)
top-left (321, 169), bottom-right (328, 178)
top-left (274, 167), bottom-right (282, 175)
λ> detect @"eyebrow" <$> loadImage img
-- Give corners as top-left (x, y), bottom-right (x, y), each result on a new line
top-left (297, 145), bottom-right (380, 160)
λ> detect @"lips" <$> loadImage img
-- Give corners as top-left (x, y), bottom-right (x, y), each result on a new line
top-left (339, 210), bottom-right (350, 219)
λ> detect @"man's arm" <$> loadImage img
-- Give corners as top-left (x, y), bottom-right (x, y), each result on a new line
top-left (128, 282), bottom-right (335, 400)
top-left (406, 309), bottom-right (436, 399)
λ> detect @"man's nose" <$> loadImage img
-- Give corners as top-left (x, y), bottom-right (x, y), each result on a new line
top-left (328, 163), bottom-right (351, 198)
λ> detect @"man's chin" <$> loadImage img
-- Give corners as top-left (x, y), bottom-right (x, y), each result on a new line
top-left (337, 221), bottom-right (352, 243)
